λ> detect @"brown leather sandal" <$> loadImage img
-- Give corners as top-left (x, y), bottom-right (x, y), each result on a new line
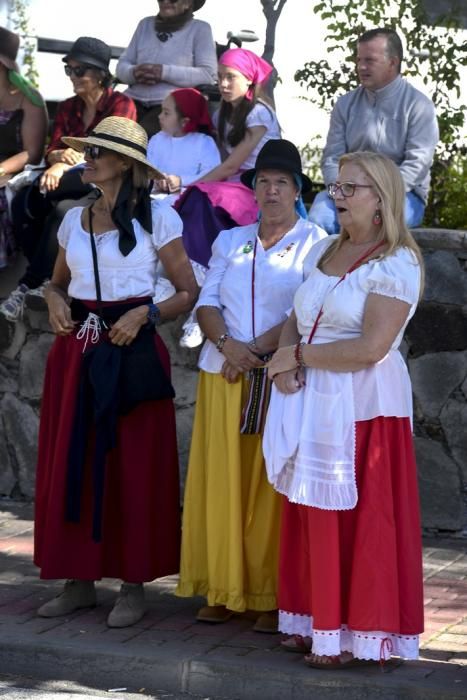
top-left (304, 652), bottom-right (376, 670)
top-left (281, 634), bottom-right (312, 653)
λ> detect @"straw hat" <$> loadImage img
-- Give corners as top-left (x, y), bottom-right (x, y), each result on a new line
top-left (61, 117), bottom-right (163, 179)
top-left (0, 27), bottom-right (20, 72)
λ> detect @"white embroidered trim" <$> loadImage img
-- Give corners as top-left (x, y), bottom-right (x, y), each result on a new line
top-left (76, 312), bottom-right (107, 353)
top-left (279, 611), bottom-right (419, 660)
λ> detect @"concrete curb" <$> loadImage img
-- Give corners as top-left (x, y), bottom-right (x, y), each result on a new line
top-left (0, 635), bottom-right (466, 700)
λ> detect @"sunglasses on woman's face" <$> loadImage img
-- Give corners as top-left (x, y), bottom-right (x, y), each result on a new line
top-left (64, 64), bottom-right (92, 78)
top-left (84, 144), bottom-right (110, 160)
top-left (157, 0), bottom-right (182, 4)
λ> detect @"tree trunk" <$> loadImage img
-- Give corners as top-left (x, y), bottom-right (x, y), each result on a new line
top-left (260, 0), bottom-right (288, 104)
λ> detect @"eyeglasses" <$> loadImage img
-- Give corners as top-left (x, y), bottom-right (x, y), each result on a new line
top-left (64, 64), bottom-right (92, 78)
top-left (328, 182), bottom-right (374, 198)
top-left (157, 0), bottom-right (180, 4)
top-left (84, 144), bottom-right (109, 159)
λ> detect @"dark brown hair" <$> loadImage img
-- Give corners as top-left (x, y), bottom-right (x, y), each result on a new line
top-left (217, 84), bottom-right (274, 148)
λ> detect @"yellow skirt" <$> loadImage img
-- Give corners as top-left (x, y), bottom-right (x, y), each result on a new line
top-left (176, 370), bottom-right (281, 612)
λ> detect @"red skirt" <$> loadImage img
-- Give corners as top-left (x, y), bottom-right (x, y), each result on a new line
top-left (278, 417), bottom-right (424, 660)
top-left (34, 313), bottom-right (180, 583)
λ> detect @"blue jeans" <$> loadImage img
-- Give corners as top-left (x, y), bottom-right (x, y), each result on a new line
top-left (308, 190), bottom-right (426, 235)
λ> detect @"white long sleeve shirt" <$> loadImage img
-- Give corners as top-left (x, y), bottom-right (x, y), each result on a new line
top-left (197, 219), bottom-right (327, 373)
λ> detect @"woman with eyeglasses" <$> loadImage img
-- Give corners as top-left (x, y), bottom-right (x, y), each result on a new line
top-left (34, 116), bottom-right (198, 628)
top-left (264, 151), bottom-right (424, 667)
top-left (1, 36), bottom-right (136, 322)
top-left (116, 0), bottom-right (217, 137)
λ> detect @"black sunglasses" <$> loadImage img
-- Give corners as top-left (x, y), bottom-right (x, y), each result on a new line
top-left (157, 0), bottom-right (181, 4)
top-left (64, 64), bottom-right (92, 78)
top-left (84, 144), bottom-right (110, 160)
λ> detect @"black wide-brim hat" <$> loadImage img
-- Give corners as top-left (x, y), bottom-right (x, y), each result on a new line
top-left (241, 138), bottom-right (312, 193)
top-left (62, 36), bottom-right (111, 72)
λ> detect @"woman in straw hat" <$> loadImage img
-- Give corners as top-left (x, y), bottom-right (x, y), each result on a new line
top-left (0, 26), bottom-right (48, 268)
top-left (116, 0), bottom-right (216, 137)
top-left (175, 139), bottom-right (325, 631)
top-left (34, 116), bottom-right (198, 628)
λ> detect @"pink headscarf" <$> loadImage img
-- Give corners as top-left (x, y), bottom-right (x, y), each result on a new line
top-left (218, 48), bottom-right (273, 100)
top-left (171, 88), bottom-right (214, 136)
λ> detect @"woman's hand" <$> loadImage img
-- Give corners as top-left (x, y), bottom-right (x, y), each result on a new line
top-left (221, 360), bottom-right (241, 384)
top-left (47, 291), bottom-right (75, 336)
top-left (222, 338), bottom-right (263, 372)
top-left (108, 306), bottom-right (148, 346)
top-left (134, 63), bottom-right (162, 84)
top-left (166, 175), bottom-right (181, 193)
top-left (267, 345), bottom-right (297, 380)
top-left (273, 368), bottom-right (306, 395)
top-left (40, 163), bottom-right (68, 192)
top-left (59, 147), bottom-right (83, 166)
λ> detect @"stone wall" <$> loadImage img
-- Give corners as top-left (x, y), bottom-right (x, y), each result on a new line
top-left (0, 228), bottom-right (466, 531)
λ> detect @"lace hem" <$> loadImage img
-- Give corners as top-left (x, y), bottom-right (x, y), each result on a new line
top-left (279, 611), bottom-right (419, 660)
top-left (271, 454), bottom-right (358, 510)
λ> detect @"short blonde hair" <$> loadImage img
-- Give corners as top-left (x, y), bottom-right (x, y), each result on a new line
top-left (319, 151), bottom-right (424, 293)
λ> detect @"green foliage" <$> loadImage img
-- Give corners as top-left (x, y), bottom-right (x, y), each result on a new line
top-left (296, 0), bottom-right (467, 227)
top-left (425, 150), bottom-right (467, 230)
top-left (299, 134), bottom-right (323, 183)
top-left (10, 0), bottom-right (39, 87)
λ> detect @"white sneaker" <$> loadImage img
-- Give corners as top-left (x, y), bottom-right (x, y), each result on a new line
top-left (0, 283), bottom-right (29, 321)
top-left (179, 322), bottom-right (204, 349)
top-left (25, 280), bottom-right (49, 310)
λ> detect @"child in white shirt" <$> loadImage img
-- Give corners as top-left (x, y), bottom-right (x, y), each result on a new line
top-left (148, 88), bottom-right (220, 203)
top-left (148, 88), bottom-right (220, 347)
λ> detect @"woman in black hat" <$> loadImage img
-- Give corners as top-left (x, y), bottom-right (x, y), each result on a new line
top-left (2, 36), bottom-right (137, 321)
top-left (175, 139), bottom-right (325, 631)
top-left (0, 26), bottom-right (47, 268)
top-left (34, 116), bottom-right (198, 628)
top-left (117, 0), bottom-right (217, 137)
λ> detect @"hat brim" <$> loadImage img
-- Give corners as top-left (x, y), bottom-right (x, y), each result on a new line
top-left (0, 54), bottom-right (19, 72)
top-left (241, 166), bottom-right (312, 193)
top-left (61, 135), bottom-right (163, 180)
top-left (193, 0), bottom-right (206, 10)
top-left (62, 52), bottom-right (109, 72)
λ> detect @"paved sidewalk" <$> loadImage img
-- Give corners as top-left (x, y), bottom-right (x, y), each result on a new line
top-left (0, 500), bottom-right (466, 700)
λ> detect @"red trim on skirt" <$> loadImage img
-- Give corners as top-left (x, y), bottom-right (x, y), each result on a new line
top-left (34, 306), bottom-right (180, 582)
top-left (278, 416), bottom-right (424, 635)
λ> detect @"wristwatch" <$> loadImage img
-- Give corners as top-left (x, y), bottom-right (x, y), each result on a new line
top-left (0, 166), bottom-right (6, 178)
top-left (146, 302), bottom-right (161, 327)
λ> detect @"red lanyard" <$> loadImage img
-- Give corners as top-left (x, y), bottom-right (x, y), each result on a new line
top-left (306, 240), bottom-right (384, 344)
top-left (251, 238), bottom-right (259, 344)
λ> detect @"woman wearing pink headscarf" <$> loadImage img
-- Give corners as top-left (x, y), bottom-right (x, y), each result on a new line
top-left (171, 48), bottom-right (281, 346)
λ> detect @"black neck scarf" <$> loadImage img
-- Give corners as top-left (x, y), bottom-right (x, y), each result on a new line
top-left (154, 10), bottom-right (193, 38)
top-left (110, 174), bottom-right (153, 256)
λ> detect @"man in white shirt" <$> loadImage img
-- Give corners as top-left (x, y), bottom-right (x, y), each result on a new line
top-left (309, 28), bottom-right (439, 234)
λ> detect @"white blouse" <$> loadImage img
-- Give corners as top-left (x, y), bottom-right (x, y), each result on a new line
top-left (197, 218), bottom-right (327, 373)
top-left (212, 103), bottom-right (281, 179)
top-left (264, 236), bottom-right (421, 510)
top-left (147, 131), bottom-right (221, 187)
top-left (57, 200), bottom-right (183, 301)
